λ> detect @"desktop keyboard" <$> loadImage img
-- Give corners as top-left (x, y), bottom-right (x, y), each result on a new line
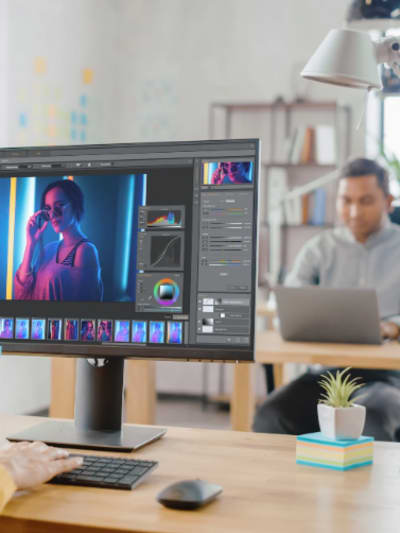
top-left (49, 453), bottom-right (158, 490)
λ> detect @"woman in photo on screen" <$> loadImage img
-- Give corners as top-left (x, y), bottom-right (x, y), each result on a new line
top-left (81, 320), bottom-right (95, 341)
top-left (14, 180), bottom-right (103, 301)
top-left (133, 322), bottom-right (146, 343)
top-left (32, 320), bottom-right (43, 340)
top-left (49, 320), bottom-right (60, 340)
top-left (65, 319), bottom-right (77, 340)
top-left (97, 320), bottom-right (111, 342)
top-left (211, 162), bottom-right (252, 185)
top-left (16, 320), bottom-right (28, 339)
top-left (169, 322), bottom-right (181, 344)
top-left (0, 319), bottom-right (13, 339)
top-left (32, 320), bottom-right (44, 340)
top-left (115, 321), bottom-right (129, 342)
top-left (150, 322), bottom-right (163, 343)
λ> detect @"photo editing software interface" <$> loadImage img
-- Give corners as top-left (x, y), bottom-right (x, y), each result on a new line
top-left (0, 140), bottom-right (259, 360)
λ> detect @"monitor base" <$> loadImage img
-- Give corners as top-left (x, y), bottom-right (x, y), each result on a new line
top-left (7, 420), bottom-right (167, 452)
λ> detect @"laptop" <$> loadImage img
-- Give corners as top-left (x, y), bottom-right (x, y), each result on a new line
top-left (274, 286), bottom-right (382, 345)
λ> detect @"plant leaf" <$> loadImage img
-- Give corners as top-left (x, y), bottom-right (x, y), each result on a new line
top-left (318, 367), bottom-right (365, 408)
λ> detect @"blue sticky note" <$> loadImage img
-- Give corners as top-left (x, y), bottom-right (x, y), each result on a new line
top-left (19, 113), bottom-right (27, 127)
top-left (80, 94), bottom-right (87, 107)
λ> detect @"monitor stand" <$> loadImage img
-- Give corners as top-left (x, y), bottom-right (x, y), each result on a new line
top-left (7, 357), bottom-right (166, 452)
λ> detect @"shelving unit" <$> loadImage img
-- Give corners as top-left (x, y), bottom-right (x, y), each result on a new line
top-left (209, 100), bottom-right (351, 163)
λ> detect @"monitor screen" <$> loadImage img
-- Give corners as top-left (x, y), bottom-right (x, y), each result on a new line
top-left (0, 140), bottom-right (259, 360)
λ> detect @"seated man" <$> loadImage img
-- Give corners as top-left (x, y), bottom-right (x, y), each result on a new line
top-left (253, 158), bottom-right (400, 441)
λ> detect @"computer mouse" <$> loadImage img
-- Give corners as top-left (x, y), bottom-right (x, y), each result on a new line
top-left (157, 479), bottom-right (223, 510)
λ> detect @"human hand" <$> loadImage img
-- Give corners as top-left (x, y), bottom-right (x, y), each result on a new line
top-left (0, 441), bottom-right (83, 490)
top-left (380, 321), bottom-right (400, 340)
top-left (26, 210), bottom-right (48, 245)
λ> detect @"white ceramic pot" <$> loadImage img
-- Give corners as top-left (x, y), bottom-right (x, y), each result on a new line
top-left (317, 403), bottom-right (366, 440)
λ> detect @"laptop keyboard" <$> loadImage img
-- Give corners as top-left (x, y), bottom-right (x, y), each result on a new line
top-left (49, 453), bottom-right (158, 490)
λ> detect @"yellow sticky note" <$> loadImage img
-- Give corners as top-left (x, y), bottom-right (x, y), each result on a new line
top-left (48, 104), bottom-right (56, 119)
top-left (83, 68), bottom-right (94, 84)
top-left (34, 57), bottom-right (47, 74)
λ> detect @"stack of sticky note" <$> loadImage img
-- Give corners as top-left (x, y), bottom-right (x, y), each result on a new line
top-left (296, 432), bottom-right (374, 470)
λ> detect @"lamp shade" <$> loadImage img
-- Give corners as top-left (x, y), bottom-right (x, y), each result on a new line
top-left (301, 28), bottom-right (382, 89)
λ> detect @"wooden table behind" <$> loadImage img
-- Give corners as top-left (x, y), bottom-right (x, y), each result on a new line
top-left (230, 331), bottom-right (400, 432)
top-left (255, 330), bottom-right (400, 369)
top-left (2, 414), bottom-right (400, 533)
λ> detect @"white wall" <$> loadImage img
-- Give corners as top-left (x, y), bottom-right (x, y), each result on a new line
top-left (114, 0), bottom-right (367, 156)
top-left (0, 355), bottom-right (51, 414)
top-left (1, 0), bottom-right (371, 407)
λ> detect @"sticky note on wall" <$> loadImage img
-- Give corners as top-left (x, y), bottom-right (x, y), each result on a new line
top-left (83, 68), bottom-right (94, 84)
top-left (34, 57), bottom-right (47, 74)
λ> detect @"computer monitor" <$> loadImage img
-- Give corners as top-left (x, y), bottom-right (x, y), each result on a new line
top-left (0, 139), bottom-right (260, 450)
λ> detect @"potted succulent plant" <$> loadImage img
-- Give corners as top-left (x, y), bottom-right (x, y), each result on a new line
top-left (317, 367), bottom-right (366, 440)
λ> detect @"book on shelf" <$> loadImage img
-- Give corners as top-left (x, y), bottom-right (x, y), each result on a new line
top-left (283, 188), bottom-right (327, 226)
top-left (266, 164), bottom-right (328, 226)
top-left (299, 126), bottom-right (315, 164)
top-left (315, 125), bottom-right (336, 164)
top-left (288, 126), bottom-right (316, 164)
top-left (288, 126), bottom-right (304, 164)
top-left (309, 188), bottom-right (326, 225)
top-left (287, 125), bottom-right (336, 166)
top-left (301, 194), bottom-right (310, 225)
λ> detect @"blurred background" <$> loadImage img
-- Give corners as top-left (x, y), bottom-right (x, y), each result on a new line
top-left (1, 0), bottom-right (399, 428)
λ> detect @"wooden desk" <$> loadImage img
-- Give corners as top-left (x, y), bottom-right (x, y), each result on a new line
top-left (2, 414), bottom-right (400, 533)
top-left (231, 330), bottom-right (400, 431)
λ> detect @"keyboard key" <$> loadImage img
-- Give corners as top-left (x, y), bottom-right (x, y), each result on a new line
top-left (131, 466), bottom-right (147, 476)
top-left (120, 475), bottom-right (139, 484)
top-left (79, 475), bottom-right (102, 482)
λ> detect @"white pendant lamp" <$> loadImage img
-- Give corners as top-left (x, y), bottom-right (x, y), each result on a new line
top-left (301, 27), bottom-right (400, 90)
top-left (301, 28), bottom-right (382, 89)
